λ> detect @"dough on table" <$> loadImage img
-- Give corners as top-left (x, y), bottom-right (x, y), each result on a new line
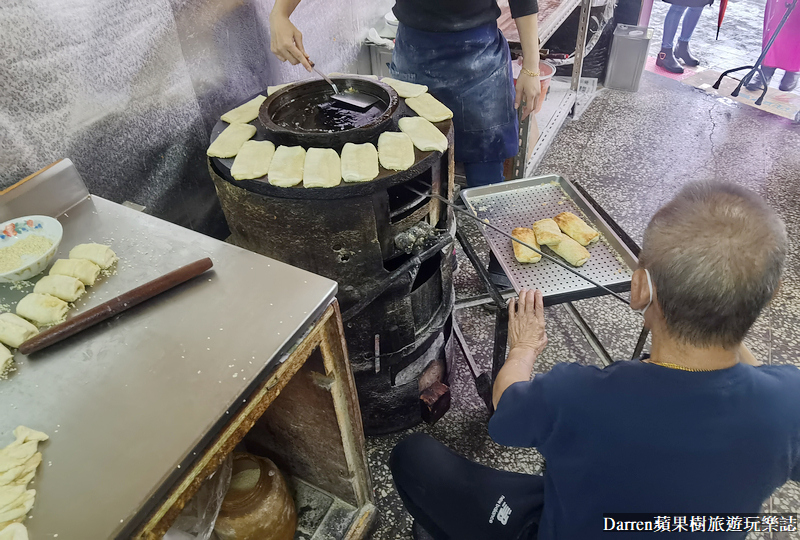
top-left (49, 258), bottom-right (100, 286)
top-left (340, 143), bottom-right (379, 183)
top-left (532, 219), bottom-right (563, 246)
top-left (33, 275), bottom-right (85, 303)
top-left (207, 123), bottom-right (257, 158)
top-left (0, 522), bottom-right (28, 540)
top-left (550, 235), bottom-right (591, 267)
top-left (303, 148), bottom-right (341, 188)
top-left (220, 95), bottom-right (266, 124)
top-left (404, 93), bottom-right (454, 122)
top-left (552, 211), bottom-right (600, 246)
top-left (267, 83), bottom-right (290, 96)
top-left (398, 117), bottom-right (448, 153)
top-left (68, 243), bottom-right (117, 269)
top-left (511, 228), bottom-right (542, 263)
top-left (0, 314), bottom-right (38, 349)
top-left (0, 491), bottom-right (33, 525)
top-left (378, 132), bottom-right (415, 171)
top-left (268, 146), bottom-right (306, 187)
top-left (0, 344), bottom-right (11, 377)
top-left (16, 293), bottom-right (68, 326)
top-left (380, 77), bottom-right (427, 98)
top-left (231, 140), bottom-right (276, 181)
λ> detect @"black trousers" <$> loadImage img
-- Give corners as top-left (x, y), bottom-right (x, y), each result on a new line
top-left (390, 434), bottom-right (545, 540)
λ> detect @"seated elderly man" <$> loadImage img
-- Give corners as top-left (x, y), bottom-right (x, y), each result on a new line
top-left (390, 181), bottom-right (800, 539)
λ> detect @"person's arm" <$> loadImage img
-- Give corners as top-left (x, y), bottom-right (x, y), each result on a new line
top-left (270, 0), bottom-right (313, 71)
top-left (493, 289), bottom-right (547, 408)
top-left (513, 14), bottom-right (541, 121)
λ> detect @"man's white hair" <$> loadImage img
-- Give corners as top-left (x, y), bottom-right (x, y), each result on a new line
top-left (639, 181), bottom-right (787, 349)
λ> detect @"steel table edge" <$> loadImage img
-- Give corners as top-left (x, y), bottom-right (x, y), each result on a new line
top-left (120, 295), bottom-right (337, 539)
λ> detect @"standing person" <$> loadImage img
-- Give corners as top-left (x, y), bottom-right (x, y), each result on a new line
top-left (656, 0), bottom-right (712, 74)
top-left (269, 0), bottom-right (542, 188)
top-left (745, 0), bottom-right (800, 92)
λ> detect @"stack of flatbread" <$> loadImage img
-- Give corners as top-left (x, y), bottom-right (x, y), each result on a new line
top-left (0, 426), bottom-right (48, 539)
top-left (512, 212), bottom-right (599, 267)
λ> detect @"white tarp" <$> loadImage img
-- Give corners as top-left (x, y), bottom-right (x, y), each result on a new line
top-left (0, 0), bottom-right (392, 236)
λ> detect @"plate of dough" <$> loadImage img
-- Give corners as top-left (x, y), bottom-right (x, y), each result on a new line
top-left (1, 242), bottom-right (117, 378)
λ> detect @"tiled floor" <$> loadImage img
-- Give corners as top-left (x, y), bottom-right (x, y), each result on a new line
top-left (364, 71), bottom-right (800, 538)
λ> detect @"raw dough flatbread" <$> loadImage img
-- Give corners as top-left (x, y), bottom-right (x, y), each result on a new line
top-left (532, 219), bottom-right (563, 246)
top-left (552, 211), bottom-right (600, 246)
top-left (267, 83), bottom-right (290, 96)
top-left (0, 442), bottom-right (36, 474)
top-left (34, 275), bottom-right (85, 303)
top-left (398, 117), bottom-right (448, 153)
top-left (340, 143), bottom-right (379, 183)
top-left (303, 148), bottom-right (341, 188)
top-left (0, 486), bottom-right (24, 512)
top-left (16, 293), bottom-right (68, 326)
top-left (207, 123), bottom-right (257, 158)
top-left (378, 132), bottom-right (415, 171)
top-left (68, 243), bottom-right (117, 269)
top-left (0, 491), bottom-right (33, 524)
top-left (404, 93), bottom-right (453, 123)
top-left (0, 344), bottom-right (11, 376)
top-left (0, 314), bottom-right (38, 349)
top-left (231, 140), bottom-right (276, 181)
top-left (381, 77), bottom-right (427, 98)
top-left (0, 522), bottom-right (28, 540)
top-left (511, 228), bottom-right (542, 263)
top-left (10, 428), bottom-right (47, 446)
top-left (49, 258), bottom-right (100, 286)
top-left (220, 95), bottom-right (266, 124)
top-left (550, 235), bottom-right (591, 267)
top-left (268, 146), bottom-right (305, 187)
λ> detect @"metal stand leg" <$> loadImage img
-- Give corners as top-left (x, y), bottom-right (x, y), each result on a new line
top-left (562, 303), bottom-right (613, 366)
top-left (492, 309), bottom-right (509, 380)
top-left (631, 326), bottom-right (649, 360)
top-left (713, 0), bottom-right (797, 105)
top-left (453, 319), bottom-right (494, 413)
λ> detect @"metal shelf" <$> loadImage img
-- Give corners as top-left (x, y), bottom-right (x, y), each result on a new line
top-left (539, 0), bottom-right (584, 44)
top-left (525, 77), bottom-right (576, 176)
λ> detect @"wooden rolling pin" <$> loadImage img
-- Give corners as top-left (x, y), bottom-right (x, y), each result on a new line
top-left (19, 257), bottom-right (213, 355)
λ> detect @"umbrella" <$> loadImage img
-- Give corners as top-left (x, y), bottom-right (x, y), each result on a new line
top-left (716, 0), bottom-right (728, 39)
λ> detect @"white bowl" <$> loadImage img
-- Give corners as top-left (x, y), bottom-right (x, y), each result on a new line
top-left (0, 216), bottom-right (63, 283)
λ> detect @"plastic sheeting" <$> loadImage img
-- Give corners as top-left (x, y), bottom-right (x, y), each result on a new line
top-left (0, 0), bottom-right (392, 236)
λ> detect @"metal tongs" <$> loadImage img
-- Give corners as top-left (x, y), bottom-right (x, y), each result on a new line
top-left (310, 63), bottom-right (380, 111)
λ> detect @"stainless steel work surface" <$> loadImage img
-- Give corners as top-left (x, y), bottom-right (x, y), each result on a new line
top-left (0, 196), bottom-right (337, 539)
top-left (460, 176), bottom-right (637, 298)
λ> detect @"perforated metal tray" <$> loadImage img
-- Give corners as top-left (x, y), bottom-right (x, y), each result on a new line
top-left (460, 175), bottom-right (637, 301)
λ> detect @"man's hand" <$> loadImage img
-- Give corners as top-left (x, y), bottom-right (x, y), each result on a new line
top-left (515, 72), bottom-right (541, 121)
top-left (270, 9), bottom-right (312, 71)
top-left (494, 289), bottom-right (547, 408)
top-left (508, 288), bottom-right (547, 356)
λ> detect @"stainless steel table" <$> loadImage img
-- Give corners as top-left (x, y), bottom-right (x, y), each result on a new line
top-left (0, 195), bottom-right (338, 538)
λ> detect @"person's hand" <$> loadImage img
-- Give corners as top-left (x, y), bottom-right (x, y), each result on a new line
top-left (508, 288), bottom-right (547, 356)
top-left (270, 14), bottom-right (312, 71)
top-left (515, 71), bottom-right (541, 121)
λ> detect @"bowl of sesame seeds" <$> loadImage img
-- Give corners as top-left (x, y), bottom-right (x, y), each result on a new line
top-left (0, 216), bottom-right (63, 283)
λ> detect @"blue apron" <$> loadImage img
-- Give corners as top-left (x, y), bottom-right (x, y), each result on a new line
top-left (390, 22), bottom-right (519, 165)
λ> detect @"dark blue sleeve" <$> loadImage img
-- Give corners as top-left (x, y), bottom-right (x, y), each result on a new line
top-left (488, 364), bottom-right (574, 448)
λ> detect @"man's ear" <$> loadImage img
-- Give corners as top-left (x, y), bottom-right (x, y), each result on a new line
top-left (630, 268), bottom-right (651, 311)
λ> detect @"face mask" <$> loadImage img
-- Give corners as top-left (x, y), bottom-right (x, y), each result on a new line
top-left (632, 269), bottom-right (653, 316)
